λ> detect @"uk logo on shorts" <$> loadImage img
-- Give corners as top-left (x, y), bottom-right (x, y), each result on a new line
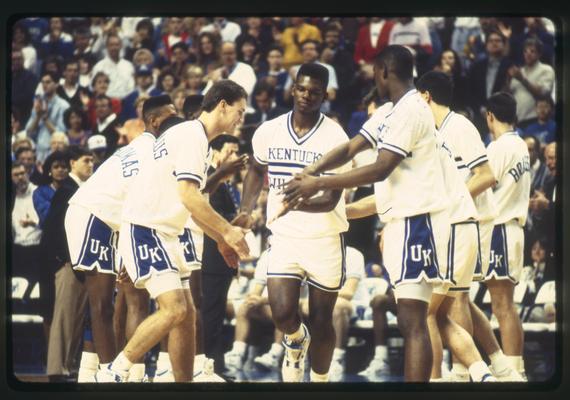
top-left (179, 228), bottom-right (200, 264)
top-left (130, 224), bottom-right (177, 281)
top-left (486, 224), bottom-right (514, 281)
top-left (396, 214), bottom-right (443, 285)
top-left (73, 215), bottom-right (116, 273)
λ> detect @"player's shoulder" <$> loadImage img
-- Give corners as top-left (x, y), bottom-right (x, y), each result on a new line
top-left (164, 120), bottom-right (207, 144)
top-left (320, 114), bottom-right (349, 139)
top-left (256, 112), bottom-right (289, 134)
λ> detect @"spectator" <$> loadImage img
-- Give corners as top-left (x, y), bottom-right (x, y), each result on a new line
top-left (170, 86), bottom-right (188, 116)
top-left (432, 48), bottom-right (469, 111)
top-left (529, 142), bottom-right (556, 242)
top-left (91, 33), bottom-right (135, 99)
top-left (158, 17), bottom-right (192, 64)
top-left (156, 69), bottom-right (179, 96)
top-left (510, 17), bottom-right (555, 66)
top-left (88, 17), bottom-right (121, 60)
top-left (257, 45), bottom-right (289, 108)
top-left (196, 31), bottom-right (222, 74)
top-left (522, 95), bottom-right (556, 145)
top-left (507, 38), bottom-right (555, 128)
top-left (467, 29), bottom-right (513, 134)
top-left (236, 34), bottom-right (261, 70)
top-left (87, 72), bottom-right (122, 129)
top-left (450, 17), bottom-right (481, 67)
top-left (63, 107), bottom-right (91, 147)
top-left (12, 22), bottom-right (38, 73)
top-left (244, 81), bottom-right (287, 131)
top-left (280, 17), bottom-right (322, 69)
top-left (353, 17), bottom-right (395, 67)
top-left (39, 17), bottom-right (74, 61)
top-left (181, 65), bottom-right (206, 95)
top-left (117, 95), bottom-right (148, 146)
top-left (124, 18), bottom-right (156, 61)
top-left (87, 134), bottom-right (108, 171)
top-left (11, 49), bottom-right (38, 126)
top-left (524, 135), bottom-right (546, 194)
top-left (204, 41), bottom-right (257, 100)
top-left (32, 150), bottom-right (69, 228)
top-left (11, 110), bottom-right (28, 145)
top-left (49, 131), bottom-right (69, 153)
top-left (182, 94), bottom-right (204, 120)
top-left (77, 53), bottom-right (96, 88)
top-left (163, 41), bottom-right (194, 83)
top-left (56, 59), bottom-right (91, 110)
top-left (132, 48), bottom-right (156, 70)
top-left (92, 94), bottom-right (121, 156)
top-left (43, 146), bottom-right (93, 382)
top-left (33, 54), bottom-right (65, 98)
top-left (20, 17), bottom-right (49, 48)
top-left (71, 26), bottom-right (94, 59)
top-left (25, 71), bottom-right (70, 163)
top-left (120, 64), bottom-right (162, 121)
top-left (236, 17), bottom-right (274, 57)
top-left (15, 146), bottom-right (43, 186)
top-left (284, 39), bottom-right (338, 112)
top-left (388, 17), bottom-right (433, 75)
top-left (201, 17), bottom-right (242, 43)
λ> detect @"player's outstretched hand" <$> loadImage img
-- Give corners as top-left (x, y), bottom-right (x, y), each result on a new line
top-left (231, 211), bottom-right (255, 229)
top-left (218, 241), bottom-right (240, 269)
top-left (223, 225), bottom-right (251, 260)
top-left (282, 173), bottom-right (319, 205)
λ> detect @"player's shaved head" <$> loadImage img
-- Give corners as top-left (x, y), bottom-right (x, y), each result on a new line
top-left (142, 94), bottom-right (174, 123)
top-left (374, 45), bottom-right (414, 81)
top-left (296, 63), bottom-right (329, 91)
top-left (416, 71), bottom-right (453, 107)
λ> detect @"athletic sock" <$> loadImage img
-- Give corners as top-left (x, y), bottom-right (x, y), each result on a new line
top-left (332, 348), bottom-right (346, 361)
top-left (506, 355), bottom-right (525, 375)
top-left (156, 352), bottom-right (171, 371)
top-left (451, 362), bottom-right (469, 376)
top-left (285, 324), bottom-right (306, 343)
top-left (112, 352), bottom-right (133, 373)
top-left (77, 352), bottom-right (99, 382)
top-left (232, 341), bottom-right (247, 356)
top-left (128, 363), bottom-right (146, 382)
top-left (270, 343), bottom-right (284, 357)
top-left (374, 345), bottom-right (388, 361)
top-left (489, 350), bottom-right (511, 375)
top-left (468, 360), bottom-right (492, 382)
top-left (310, 369), bottom-right (329, 382)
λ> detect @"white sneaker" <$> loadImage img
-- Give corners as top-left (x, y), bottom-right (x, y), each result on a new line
top-left (329, 359), bottom-right (345, 382)
top-left (359, 358), bottom-right (390, 381)
top-left (481, 373), bottom-right (497, 382)
top-left (224, 350), bottom-right (245, 372)
top-left (281, 325), bottom-right (311, 382)
top-left (193, 358), bottom-right (226, 382)
top-left (254, 351), bottom-right (281, 371)
top-left (94, 365), bottom-right (128, 383)
top-left (492, 367), bottom-right (526, 382)
top-left (152, 368), bottom-right (174, 383)
top-left (448, 371), bottom-right (470, 382)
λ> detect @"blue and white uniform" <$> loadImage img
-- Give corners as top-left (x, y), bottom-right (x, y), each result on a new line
top-left (252, 111), bottom-right (350, 291)
top-left (66, 132), bottom-right (155, 275)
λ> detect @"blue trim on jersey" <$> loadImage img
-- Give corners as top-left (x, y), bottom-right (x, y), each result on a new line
top-left (130, 224), bottom-right (141, 282)
top-left (253, 154), bottom-right (268, 165)
top-left (466, 155), bottom-right (488, 169)
top-left (268, 171), bottom-right (293, 176)
top-left (286, 111), bottom-right (325, 146)
top-left (268, 161), bottom-right (308, 169)
top-left (73, 213), bottom-right (116, 274)
top-left (448, 286), bottom-right (470, 292)
top-left (502, 224), bottom-right (513, 280)
top-left (176, 172), bottom-right (203, 183)
top-left (380, 142), bottom-right (409, 158)
top-left (188, 230), bottom-right (200, 263)
top-left (446, 224), bottom-right (456, 284)
top-left (439, 111), bottom-right (454, 132)
top-left (267, 272), bottom-right (305, 280)
top-left (359, 129), bottom-right (376, 148)
top-left (426, 214), bottom-right (443, 280)
top-left (151, 229), bottom-right (176, 272)
top-left (397, 217), bottom-right (411, 285)
top-left (473, 222), bottom-right (483, 280)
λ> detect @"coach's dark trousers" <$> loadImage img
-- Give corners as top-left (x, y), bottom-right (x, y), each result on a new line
top-left (201, 272), bottom-right (233, 374)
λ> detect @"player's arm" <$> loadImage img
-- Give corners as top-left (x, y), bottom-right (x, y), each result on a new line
top-left (284, 149), bottom-right (403, 205)
top-left (338, 277), bottom-right (360, 301)
top-left (305, 134), bottom-right (372, 175)
top-left (178, 179), bottom-right (249, 259)
top-left (293, 189), bottom-right (343, 213)
top-left (233, 158), bottom-right (267, 228)
top-left (346, 194), bottom-right (377, 219)
top-left (467, 161), bottom-right (496, 197)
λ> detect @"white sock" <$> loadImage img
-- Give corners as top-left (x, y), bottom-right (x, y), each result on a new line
top-left (451, 362), bottom-right (469, 376)
top-left (156, 352), bottom-right (171, 371)
top-left (310, 369), bottom-right (329, 382)
top-left (232, 341), bottom-right (247, 356)
top-left (489, 350), bottom-right (511, 375)
top-left (332, 348), bottom-right (346, 361)
top-left (468, 360), bottom-right (492, 382)
top-left (375, 345), bottom-right (388, 361)
top-left (270, 343), bottom-right (284, 356)
top-left (77, 352), bottom-right (99, 382)
top-left (112, 352), bottom-right (133, 372)
top-left (128, 363), bottom-right (146, 382)
top-left (430, 377), bottom-right (445, 382)
top-left (285, 323), bottom-right (306, 343)
top-left (506, 355), bottom-right (525, 374)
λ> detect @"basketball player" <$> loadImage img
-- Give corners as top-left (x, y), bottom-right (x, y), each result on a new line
top-left (283, 45), bottom-right (451, 382)
top-left (416, 71), bottom-right (524, 382)
top-left (234, 63), bottom-right (351, 382)
top-left (484, 92), bottom-right (532, 379)
top-left (96, 80), bottom-right (250, 382)
top-left (65, 95), bottom-right (177, 382)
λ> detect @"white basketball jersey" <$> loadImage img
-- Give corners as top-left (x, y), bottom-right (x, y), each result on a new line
top-left (122, 120), bottom-right (211, 236)
top-left (361, 90), bottom-right (449, 223)
top-left (486, 132), bottom-right (531, 226)
top-left (69, 132), bottom-right (155, 231)
top-left (252, 111), bottom-right (350, 238)
top-left (437, 111), bottom-right (498, 222)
